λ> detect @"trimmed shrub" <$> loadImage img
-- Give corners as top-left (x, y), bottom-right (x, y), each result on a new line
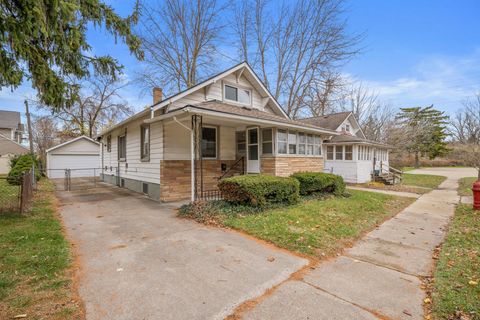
top-left (218, 175), bottom-right (300, 206)
top-left (7, 154), bottom-right (41, 185)
top-left (291, 172), bottom-right (346, 196)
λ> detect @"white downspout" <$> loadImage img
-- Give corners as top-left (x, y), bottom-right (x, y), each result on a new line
top-left (173, 116), bottom-right (195, 202)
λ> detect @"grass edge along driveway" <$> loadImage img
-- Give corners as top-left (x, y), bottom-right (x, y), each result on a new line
top-left (220, 190), bottom-right (414, 257)
top-left (458, 177), bottom-right (477, 197)
top-left (0, 180), bottom-right (83, 319)
top-left (430, 204), bottom-right (479, 319)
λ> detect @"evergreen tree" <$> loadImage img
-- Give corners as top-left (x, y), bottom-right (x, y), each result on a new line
top-left (396, 106), bottom-right (450, 167)
top-left (0, 0), bottom-right (143, 111)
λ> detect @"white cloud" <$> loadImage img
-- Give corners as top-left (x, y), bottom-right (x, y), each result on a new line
top-left (346, 49), bottom-right (480, 114)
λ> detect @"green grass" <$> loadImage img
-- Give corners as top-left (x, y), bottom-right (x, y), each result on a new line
top-left (402, 173), bottom-right (446, 189)
top-left (221, 190), bottom-right (414, 256)
top-left (431, 204), bottom-right (480, 319)
top-left (458, 177), bottom-right (477, 197)
top-left (0, 180), bottom-right (82, 319)
top-left (401, 167), bottom-right (416, 172)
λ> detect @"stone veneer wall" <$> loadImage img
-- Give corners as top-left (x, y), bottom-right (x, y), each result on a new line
top-left (260, 156), bottom-right (324, 177)
top-left (159, 159), bottom-right (239, 202)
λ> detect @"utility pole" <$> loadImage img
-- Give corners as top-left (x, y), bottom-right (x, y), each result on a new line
top-left (24, 100), bottom-right (34, 154)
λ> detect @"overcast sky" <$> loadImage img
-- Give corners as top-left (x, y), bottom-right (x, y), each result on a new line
top-left (1, 0), bottom-right (479, 118)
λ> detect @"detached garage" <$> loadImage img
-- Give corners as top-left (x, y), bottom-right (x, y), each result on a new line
top-left (46, 136), bottom-right (100, 179)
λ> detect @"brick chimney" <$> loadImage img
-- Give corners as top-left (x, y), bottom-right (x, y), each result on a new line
top-left (153, 87), bottom-right (163, 104)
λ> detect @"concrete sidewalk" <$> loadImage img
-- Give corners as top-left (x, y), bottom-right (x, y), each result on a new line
top-left (347, 186), bottom-right (421, 198)
top-left (243, 168), bottom-right (470, 320)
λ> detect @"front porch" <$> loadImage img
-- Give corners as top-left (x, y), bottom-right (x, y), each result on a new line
top-left (153, 110), bottom-right (330, 202)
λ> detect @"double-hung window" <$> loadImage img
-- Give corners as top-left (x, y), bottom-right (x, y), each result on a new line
top-left (202, 126), bottom-right (217, 159)
top-left (106, 135), bottom-right (111, 152)
top-left (224, 84), bottom-right (251, 105)
top-left (335, 146), bottom-right (344, 160)
top-left (262, 129), bottom-right (273, 154)
top-left (118, 134), bottom-right (126, 161)
top-left (288, 131), bottom-right (297, 154)
top-left (345, 145), bottom-right (353, 160)
top-left (140, 124), bottom-right (150, 161)
top-left (277, 130), bottom-right (288, 154)
top-left (298, 133), bottom-right (306, 155)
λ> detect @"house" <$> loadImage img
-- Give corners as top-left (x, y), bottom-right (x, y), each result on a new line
top-left (300, 112), bottom-right (391, 183)
top-left (0, 133), bottom-right (29, 174)
top-left (46, 136), bottom-right (100, 179)
top-left (0, 110), bottom-right (24, 144)
top-left (98, 62), bottom-right (339, 202)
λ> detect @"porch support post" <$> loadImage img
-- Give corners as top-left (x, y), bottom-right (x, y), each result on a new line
top-left (190, 129), bottom-right (195, 201)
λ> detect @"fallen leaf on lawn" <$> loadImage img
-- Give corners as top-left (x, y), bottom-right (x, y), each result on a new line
top-left (13, 315), bottom-right (27, 319)
top-left (468, 280), bottom-right (478, 286)
top-left (423, 298), bottom-right (431, 304)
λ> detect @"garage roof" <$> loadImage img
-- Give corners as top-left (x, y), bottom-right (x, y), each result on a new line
top-left (46, 136), bottom-right (99, 153)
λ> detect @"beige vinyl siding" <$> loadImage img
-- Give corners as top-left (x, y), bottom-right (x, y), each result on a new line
top-left (102, 116), bottom-right (163, 184)
top-left (167, 73), bottom-right (270, 113)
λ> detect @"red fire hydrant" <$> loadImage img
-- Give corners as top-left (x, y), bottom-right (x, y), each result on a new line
top-left (473, 180), bottom-right (480, 210)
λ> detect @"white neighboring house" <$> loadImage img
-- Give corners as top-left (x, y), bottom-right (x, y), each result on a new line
top-left (300, 112), bottom-right (391, 183)
top-left (0, 134), bottom-right (29, 174)
top-left (46, 136), bottom-right (100, 179)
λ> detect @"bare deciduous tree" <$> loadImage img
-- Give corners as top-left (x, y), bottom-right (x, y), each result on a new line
top-left (235, 0), bottom-right (360, 118)
top-left (31, 115), bottom-right (58, 167)
top-left (41, 75), bottom-right (133, 138)
top-left (450, 93), bottom-right (480, 144)
top-left (139, 0), bottom-right (223, 94)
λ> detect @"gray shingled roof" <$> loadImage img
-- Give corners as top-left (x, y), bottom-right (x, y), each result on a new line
top-left (325, 134), bottom-right (390, 148)
top-left (299, 112), bottom-right (351, 131)
top-left (185, 101), bottom-right (337, 133)
top-left (0, 134), bottom-right (28, 155)
top-left (0, 110), bottom-right (21, 129)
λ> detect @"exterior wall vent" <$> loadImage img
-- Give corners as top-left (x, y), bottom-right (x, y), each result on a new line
top-left (142, 183), bottom-right (149, 195)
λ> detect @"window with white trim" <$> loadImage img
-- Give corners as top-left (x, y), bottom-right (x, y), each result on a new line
top-left (276, 130), bottom-right (322, 156)
top-left (277, 129), bottom-right (288, 154)
top-left (202, 126), bottom-right (217, 158)
top-left (224, 84), bottom-right (251, 105)
top-left (335, 146), bottom-right (344, 160)
top-left (140, 124), bottom-right (150, 161)
top-left (345, 145), bottom-right (353, 160)
top-left (326, 146), bottom-right (334, 160)
top-left (118, 134), bottom-right (126, 161)
top-left (262, 129), bottom-right (273, 155)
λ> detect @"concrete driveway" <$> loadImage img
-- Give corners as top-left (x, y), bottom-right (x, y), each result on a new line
top-left (57, 184), bottom-right (307, 320)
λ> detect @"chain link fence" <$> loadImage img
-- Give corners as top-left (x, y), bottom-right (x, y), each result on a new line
top-left (0, 170), bottom-right (35, 214)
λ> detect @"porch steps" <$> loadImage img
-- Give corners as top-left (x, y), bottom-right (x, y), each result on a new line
top-left (376, 173), bottom-right (402, 185)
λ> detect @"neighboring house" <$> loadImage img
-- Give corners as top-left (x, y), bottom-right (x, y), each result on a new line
top-left (46, 136), bottom-right (100, 179)
top-left (0, 110), bottom-right (24, 144)
top-left (300, 112), bottom-right (391, 183)
top-left (0, 134), bottom-right (29, 174)
top-left (99, 62), bottom-right (339, 202)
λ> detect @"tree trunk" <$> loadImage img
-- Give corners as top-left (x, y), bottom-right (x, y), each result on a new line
top-left (414, 152), bottom-right (420, 168)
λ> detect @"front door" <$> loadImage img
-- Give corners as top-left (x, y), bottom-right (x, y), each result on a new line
top-left (247, 128), bottom-right (260, 173)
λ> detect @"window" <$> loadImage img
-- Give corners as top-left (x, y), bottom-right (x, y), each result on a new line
top-left (288, 131), bottom-right (297, 154)
top-left (345, 124), bottom-right (350, 132)
top-left (314, 136), bottom-right (322, 156)
top-left (307, 134), bottom-right (314, 155)
top-left (345, 145), bottom-right (353, 160)
top-left (141, 125), bottom-right (150, 161)
top-left (202, 126), bottom-right (217, 158)
top-left (335, 146), bottom-right (343, 160)
top-left (106, 135), bottom-right (111, 152)
top-left (118, 135), bottom-right (126, 161)
top-left (298, 133), bottom-right (306, 155)
top-left (224, 84), bottom-right (251, 105)
top-left (327, 146), bottom-right (334, 160)
top-left (262, 129), bottom-right (273, 154)
top-left (236, 131), bottom-right (246, 156)
top-left (277, 129), bottom-right (287, 154)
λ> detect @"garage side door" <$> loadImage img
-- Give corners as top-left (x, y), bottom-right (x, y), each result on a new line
top-left (48, 154), bottom-right (100, 178)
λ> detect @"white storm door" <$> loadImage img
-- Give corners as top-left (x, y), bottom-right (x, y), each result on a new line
top-left (246, 128), bottom-right (260, 173)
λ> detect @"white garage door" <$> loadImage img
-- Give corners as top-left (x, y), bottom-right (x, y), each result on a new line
top-left (48, 154), bottom-right (99, 178)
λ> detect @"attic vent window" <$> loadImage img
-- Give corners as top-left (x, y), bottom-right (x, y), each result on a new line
top-left (224, 84), bottom-right (251, 105)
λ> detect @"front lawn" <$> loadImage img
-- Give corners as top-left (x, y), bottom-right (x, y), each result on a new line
top-left (183, 190), bottom-right (414, 257)
top-left (458, 177), bottom-right (477, 197)
top-left (430, 204), bottom-right (480, 319)
top-left (0, 180), bottom-right (82, 319)
top-left (402, 173), bottom-right (446, 189)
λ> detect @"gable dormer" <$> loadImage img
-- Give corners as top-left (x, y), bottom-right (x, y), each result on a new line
top-left (151, 62), bottom-right (288, 119)
top-left (337, 113), bottom-right (365, 139)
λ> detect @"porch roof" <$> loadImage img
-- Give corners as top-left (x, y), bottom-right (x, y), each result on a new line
top-left (324, 134), bottom-right (391, 148)
top-left (146, 100), bottom-right (340, 136)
